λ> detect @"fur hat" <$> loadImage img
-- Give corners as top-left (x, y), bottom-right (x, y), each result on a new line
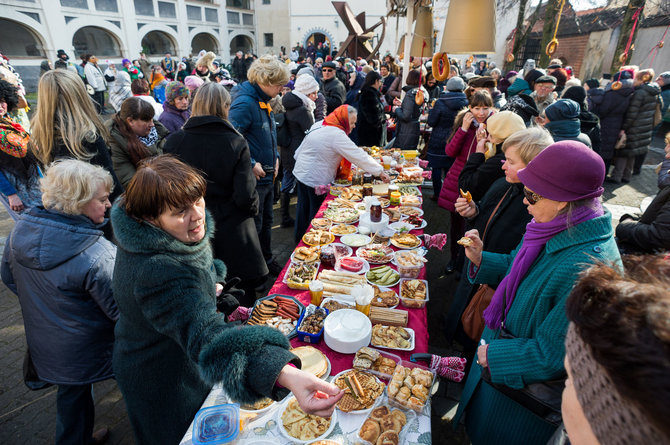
top-left (196, 51), bottom-right (216, 72)
top-left (294, 74), bottom-right (319, 95)
top-left (469, 76), bottom-right (497, 89)
top-left (446, 76), bottom-right (466, 92)
top-left (486, 111), bottom-right (526, 141)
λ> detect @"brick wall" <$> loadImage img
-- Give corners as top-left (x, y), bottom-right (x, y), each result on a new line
top-left (549, 34), bottom-right (590, 78)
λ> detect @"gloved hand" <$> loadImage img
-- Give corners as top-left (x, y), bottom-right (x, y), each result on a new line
top-left (216, 277), bottom-right (245, 316)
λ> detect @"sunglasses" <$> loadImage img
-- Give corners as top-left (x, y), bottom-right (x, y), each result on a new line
top-left (523, 188), bottom-right (543, 205)
top-left (322, 68), bottom-right (334, 72)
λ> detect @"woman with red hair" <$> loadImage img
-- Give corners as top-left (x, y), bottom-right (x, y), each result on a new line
top-left (292, 105), bottom-right (389, 240)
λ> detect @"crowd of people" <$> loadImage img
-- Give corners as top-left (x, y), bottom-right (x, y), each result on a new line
top-left (0, 44), bottom-right (668, 445)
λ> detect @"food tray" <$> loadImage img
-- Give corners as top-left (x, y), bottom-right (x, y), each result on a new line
top-left (392, 251), bottom-right (425, 279)
top-left (399, 278), bottom-right (430, 309)
top-left (397, 206), bottom-right (424, 217)
top-left (246, 294), bottom-right (305, 339)
top-left (387, 361), bottom-right (437, 415)
top-left (397, 186), bottom-right (421, 196)
top-left (356, 245), bottom-right (395, 264)
top-left (277, 396), bottom-right (337, 445)
top-left (283, 262), bottom-right (320, 290)
top-left (352, 347), bottom-right (402, 381)
top-left (330, 369), bottom-right (385, 415)
top-left (355, 400), bottom-right (417, 445)
top-left (334, 257), bottom-right (370, 275)
top-left (295, 305), bottom-right (329, 344)
top-left (370, 326), bottom-right (415, 351)
top-left (302, 231), bottom-right (335, 246)
top-left (320, 297), bottom-right (355, 312)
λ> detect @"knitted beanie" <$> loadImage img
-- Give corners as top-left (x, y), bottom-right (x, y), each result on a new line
top-left (446, 76), bottom-right (466, 92)
top-left (486, 111), bottom-right (526, 141)
top-left (184, 75), bottom-right (204, 93)
top-left (166, 81), bottom-right (188, 103)
top-left (297, 66), bottom-right (315, 78)
top-left (584, 78), bottom-right (600, 89)
top-left (294, 74), bottom-right (319, 95)
top-left (562, 86), bottom-right (587, 109)
top-left (545, 99), bottom-right (580, 122)
top-left (517, 140), bottom-right (604, 201)
top-left (565, 324), bottom-right (667, 445)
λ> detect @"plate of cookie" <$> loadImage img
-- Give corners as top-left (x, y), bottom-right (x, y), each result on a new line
top-left (246, 295), bottom-right (305, 338)
top-left (331, 369), bottom-right (386, 414)
top-left (278, 396), bottom-right (337, 444)
top-left (356, 403), bottom-right (416, 445)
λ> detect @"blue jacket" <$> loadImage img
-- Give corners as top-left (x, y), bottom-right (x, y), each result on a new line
top-left (426, 91), bottom-right (468, 154)
top-left (454, 211), bottom-right (621, 444)
top-left (1, 207), bottom-right (117, 385)
top-left (229, 81), bottom-right (278, 185)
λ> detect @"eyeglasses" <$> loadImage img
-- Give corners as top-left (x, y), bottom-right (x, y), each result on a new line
top-left (322, 68), bottom-right (334, 72)
top-left (523, 187), bottom-right (543, 205)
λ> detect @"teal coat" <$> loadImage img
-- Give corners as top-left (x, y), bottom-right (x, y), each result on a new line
top-left (454, 212), bottom-right (621, 445)
top-left (111, 204), bottom-right (298, 445)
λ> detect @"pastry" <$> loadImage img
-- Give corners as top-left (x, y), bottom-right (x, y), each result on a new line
top-left (359, 418), bottom-right (381, 443)
top-left (334, 370), bottom-right (385, 412)
top-left (281, 398), bottom-right (331, 441)
top-left (390, 409), bottom-right (406, 427)
top-left (291, 346), bottom-right (328, 378)
top-left (459, 188), bottom-right (473, 202)
top-left (379, 413), bottom-right (403, 433)
top-left (376, 431), bottom-right (400, 445)
top-left (370, 406), bottom-right (390, 422)
top-left (395, 386), bottom-right (411, 402)
top-left (457, 236), bottom-right (473, 247)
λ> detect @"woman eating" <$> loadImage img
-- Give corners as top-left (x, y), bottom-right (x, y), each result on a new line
top-left (2, 159), bottom-right (116, 445)
top-left (107, 96), bottom-right (168, 188)
top-left (164, 82), bottom-right (267, 305)
top-left (292, 105), bottom-right (389, 241)
top-left (111, 155), bottom-right (343, 444)
top-left (453, 140), bottom-right (621, 444)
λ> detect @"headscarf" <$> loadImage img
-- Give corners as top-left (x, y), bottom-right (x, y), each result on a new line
top-left (323, 105), bottom-right (353, 180)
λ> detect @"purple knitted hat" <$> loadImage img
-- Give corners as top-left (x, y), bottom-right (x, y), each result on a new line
top-left (517, 140), bottom-right (605, 202)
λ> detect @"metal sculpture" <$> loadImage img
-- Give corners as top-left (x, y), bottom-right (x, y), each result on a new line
top-left (332, 1), bottom-right (387, 61)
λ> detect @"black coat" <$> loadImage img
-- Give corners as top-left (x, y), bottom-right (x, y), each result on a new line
top-left (357, 86), bottom-right (385, 147)
top-left (595, 84), bottom-right (634, 161)
top-left (426, 91), bottom-right (468, 155)
top-left (620, 82), bottom-right (662, 158)
top-left (322, 77), bottom-right (346, 114)
top-left (281, 92), bottom-right (314, 172)
top-left (458, 149), bottom-right (506, 203)
top-left (393, 86), bottom-right (422, 150)
top-left (163, 116), bottom-right (268, 281)
top-left (616, 185), bottom-right (670, 254)
top-left (578, 110), bottom-right (601, 155)
top-left (443, 180), bottom-right (532, 343)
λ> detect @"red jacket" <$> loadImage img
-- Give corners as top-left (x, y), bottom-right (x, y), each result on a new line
top-left (438, 123), bottom-right (480, 211)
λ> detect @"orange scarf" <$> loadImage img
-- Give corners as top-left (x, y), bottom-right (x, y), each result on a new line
top-left (323, 105), bottom-right (353, 181)
top-left (150, 72), bottom-right (166, 91)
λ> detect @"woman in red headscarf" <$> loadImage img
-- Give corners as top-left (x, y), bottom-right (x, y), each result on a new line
top-left (292, 105), bottom-right (389, 241)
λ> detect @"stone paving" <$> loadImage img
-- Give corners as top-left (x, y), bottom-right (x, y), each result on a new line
top-left (0, 128), bottom-right (665, 444)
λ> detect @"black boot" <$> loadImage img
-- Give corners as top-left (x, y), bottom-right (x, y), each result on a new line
top-left (280, 192), bottom-right (294, 228)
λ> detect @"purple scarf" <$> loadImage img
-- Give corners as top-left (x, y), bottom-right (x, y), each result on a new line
top-left (482, 199), bottom-right (604, 330)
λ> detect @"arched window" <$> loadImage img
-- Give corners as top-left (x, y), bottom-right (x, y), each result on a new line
top-left (229, 35), bottom-right (253, 56)
top-left (72, 26), bottom-right (121, 57)
top-left (0, 19), bottom-right (46, 58)
top-left (141, 31), bottom-right (176, 56)
top-left (191, 33), bottom-right (219, 55)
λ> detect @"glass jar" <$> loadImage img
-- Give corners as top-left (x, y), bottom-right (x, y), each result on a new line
top-left (370, 200), bottom-right (382, 223)
top-left (363, 173), bottom-right (373, 184)
top-left (320, 245), bottom-right (336, 268)
top-left (388, 184), bottom-right (399, 199)
top-left (390, 191), bottom-right (401, 206)
top-left (352, 170), bottom-right (364, 186)
top-left (362, 184), bottom-right (373, 197)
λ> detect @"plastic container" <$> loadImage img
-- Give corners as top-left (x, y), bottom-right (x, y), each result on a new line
top-left (398, 278), bottom-right (429, 308)
top-left (192, 404), bottom-right (240, 444)
top-left (352, 347), bottom-right (401, 380)
top-left (387, 360), bottom-right (437, 415)
top-left (399, 195), bottom-right (423, 208)
top-left (355, 399), bottom-right (416, 445)
top-left (393, 251), bottom-right (425, 279)
top-left (296, 306), bottom-right (329, 344)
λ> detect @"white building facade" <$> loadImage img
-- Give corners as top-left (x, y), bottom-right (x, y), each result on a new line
top-left (0, 0), bottom-right (258, 90)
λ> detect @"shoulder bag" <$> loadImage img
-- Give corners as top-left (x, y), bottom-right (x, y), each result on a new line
top-left (461, 187), bottom-right (510, 340)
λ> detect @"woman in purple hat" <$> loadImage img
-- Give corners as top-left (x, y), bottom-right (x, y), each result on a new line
top-left (452, 140), bottom-right (622, 444)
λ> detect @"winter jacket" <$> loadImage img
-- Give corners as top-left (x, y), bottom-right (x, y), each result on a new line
top-left (111, 205), bottom-right (298, 444)
top-left (393, 85), bottom-right (424, 150)
top-left (164, 116), bottom-right (268, 281)
top-left (357, 85), bottom-right (386, 147)
top-left (106, 119), bottom-right (169, 188)
top-left (458, 148), bottom-right (506, 202)
top-left (231, 57), bottom-right (247, 82)
top-left (51, 135), bottom-right (123, 204)
top-left (281, 92), bottom-right (314, 173)
top-left (586, 88), bottom-right (604, 113)
top-left (1, 207), bottom-right (117, 385)
top-left (491, 90), bottom-right (506, 109)
top-left (438, 110), bottom-right (490, 211)
top-left (229, 81), bottom-right (278, 185)
top-left (426, 91), bottom-right (468, 156)
top-left (314, 92), bottom-right (327, 121)
top-left (454, 211), bottom-right (621, 444)
top-left (158, 102), bottom-right (191, 133)
top-left (381, 74), bottom-right (396, 100)
top-left (619, 82), bottom-right (663, 157)
top-left (616, 185), bottom-right (670, 254)
top-left (594, 82), bottom-right (634, 160)
top-left (444, 180), bottom-right (532, 343)
top-left (660, 84), bottom-right (670, 116)
top-left (84, 63), bottom-right (107, 92)
top-left (506, 78), bottom-right (532, 97)
top-left (659, 157), bottom-right (670, 188)
top-left (322, 77), bottom-right (346, 114)
top-left (530, 91), bottom-right (555, 115)
top-left (109, 71), bottom-right (132, 112)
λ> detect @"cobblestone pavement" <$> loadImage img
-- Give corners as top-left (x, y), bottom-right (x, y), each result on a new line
top-left (0, 129), bottom-right (665, 444)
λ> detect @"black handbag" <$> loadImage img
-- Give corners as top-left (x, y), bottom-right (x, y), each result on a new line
top-left (480, 289), bottom-right (565, 426)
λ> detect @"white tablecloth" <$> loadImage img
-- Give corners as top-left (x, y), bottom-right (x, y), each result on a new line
top-left (180, 382), bottom-right (432, 444)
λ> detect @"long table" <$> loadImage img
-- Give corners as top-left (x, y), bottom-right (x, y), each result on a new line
top-left (180, 189), bottom-right (432, 444)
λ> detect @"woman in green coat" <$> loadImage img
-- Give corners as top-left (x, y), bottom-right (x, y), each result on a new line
top-left (453, 140), bottom-right (621, 444)
top-left (111, 155), bottom-right (343, 445)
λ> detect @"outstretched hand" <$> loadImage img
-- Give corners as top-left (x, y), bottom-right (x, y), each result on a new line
top-left (277, 365), bottom-right (344, 417)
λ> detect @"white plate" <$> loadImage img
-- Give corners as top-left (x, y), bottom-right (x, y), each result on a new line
top-left (327, 242), bottom-right (353, 258)
top-left (397, 207), bottom-right (424, 217)
top-left (340, 234), bottom-right (372, 247)
top-left (370, 327), bottom-right (416, 351)
top-left (277, 396), bottom-right (337, 444)
top-left (330, 369), bottom-right (384, 415)
top-left (334, 257), bottom-right (370, 275)
top-left (329, 224), bottom-right (358, 236)
top-left (239, 399), bottom-right (277, 416)
top-left (369, 286), bottom-right (399, 309)
top-left (399, 216), bottom-right (427, 230)
top-left (388, 221), bottom-right (415, 233)
top-left (366, 269), bottom-right (400, 288)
